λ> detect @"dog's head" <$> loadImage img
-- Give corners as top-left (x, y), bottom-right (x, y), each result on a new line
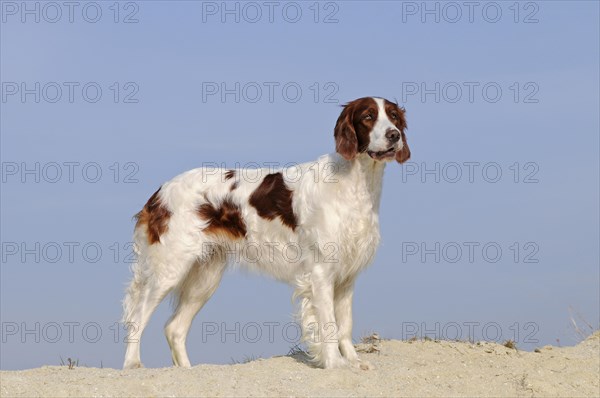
top-left (334, 97), bottom-right (410, 163)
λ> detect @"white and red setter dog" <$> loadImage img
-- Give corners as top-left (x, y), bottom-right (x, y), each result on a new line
top-left (123, 97), bottom-right (411, 370)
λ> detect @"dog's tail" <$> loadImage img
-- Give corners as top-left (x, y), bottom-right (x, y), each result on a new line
top-left (121, 236), bottom-right (146, 324)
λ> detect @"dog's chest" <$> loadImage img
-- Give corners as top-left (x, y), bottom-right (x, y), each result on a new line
top-left (325, 168), bottom-right (383, 269)
top-left (340, 192), bottom-right (381, 259)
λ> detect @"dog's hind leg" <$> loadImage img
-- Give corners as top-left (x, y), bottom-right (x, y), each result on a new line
top-left (165, 248), bottom-right (227, 367)
top-left (122, 246), bottom-right (196, 369)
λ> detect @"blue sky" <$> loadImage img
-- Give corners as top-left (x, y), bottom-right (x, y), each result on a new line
top-left (1, 1), bottom-right (598, 370)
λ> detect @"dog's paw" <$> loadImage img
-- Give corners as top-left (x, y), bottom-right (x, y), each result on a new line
top-left (344, 358), bottom-right (375, 370)
top-left (323, 356), bottom-right (350, 369)
top-left (358, 360), bottom-right (376, 370)
top-left (123, 361), bottom-right (144, 370)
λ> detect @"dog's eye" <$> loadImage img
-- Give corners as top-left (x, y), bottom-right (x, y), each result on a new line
top-left (363, 114), bottom-right (373, 120)
top-left (390, 112), bottom-right (398, 120)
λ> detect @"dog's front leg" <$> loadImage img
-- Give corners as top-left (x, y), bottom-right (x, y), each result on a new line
top-left (335, 282), bottom-right (375, 370)
top-left (334, 282), bottom-right (359, 362)
top-left (303, 266), bottom-right (348, 369)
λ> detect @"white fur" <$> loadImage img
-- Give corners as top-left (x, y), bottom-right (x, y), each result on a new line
top-left (122, 97), bottom-right (401, 370)
top-left (370, 97), bottom-right (400, 151)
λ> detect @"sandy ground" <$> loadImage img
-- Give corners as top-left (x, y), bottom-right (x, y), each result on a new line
top-left (1, 332), bottom-right (599, 398)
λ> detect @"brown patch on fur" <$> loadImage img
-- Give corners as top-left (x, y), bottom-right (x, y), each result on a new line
top-left (395, 130), bottom-right (411, 163)
top-left (135, 188), bottom-right (172, 244)
top-left (224, 170), bottom-right (235, 180)
top-left (198, 198), bottom-right (247, 239)
top-left (249, 173), bottom-right (297, 230)
top-left (383, 99), bottom-right (411, 164)
top-left (230, 181), bottom-right (239, 191)
top-left (334, 97), bottom-right (379, 160)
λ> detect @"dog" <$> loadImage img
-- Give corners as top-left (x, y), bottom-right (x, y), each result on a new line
top-left (122, 96), bottom-right (410, 370)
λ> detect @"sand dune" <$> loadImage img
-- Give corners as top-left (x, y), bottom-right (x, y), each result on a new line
top-left (1, 332), bottom-right (598, 397)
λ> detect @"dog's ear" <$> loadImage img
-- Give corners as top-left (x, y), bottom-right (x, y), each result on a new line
top-left (334, 104), bottom-right (358, 160)
top-left (394, 107), bottom-right (410, 164)
top-left (395, 131), bottom-right (411, 163)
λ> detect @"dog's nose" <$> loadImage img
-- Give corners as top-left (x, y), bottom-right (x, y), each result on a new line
top-left (385, 129), bottom-right (400, 143)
